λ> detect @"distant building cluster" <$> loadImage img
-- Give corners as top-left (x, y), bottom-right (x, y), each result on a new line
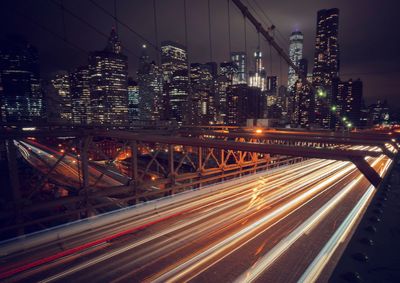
top-left (0, 9), bottom-right (391, 129)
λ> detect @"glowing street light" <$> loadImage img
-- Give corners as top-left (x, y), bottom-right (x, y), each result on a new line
top-left (255, 129), bottom-right (263, 134)
top-left (331, 105), bottom-right (337, 111)
top-left (347, 122), bottom-right (352, 127)
top-left (342, 117), bottom-right (347, 122)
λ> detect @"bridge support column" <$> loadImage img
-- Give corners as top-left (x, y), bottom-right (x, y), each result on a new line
top-left (380, 145), bottom-right (395, 159)
top-left (351, 157), bottom-right (382, 187)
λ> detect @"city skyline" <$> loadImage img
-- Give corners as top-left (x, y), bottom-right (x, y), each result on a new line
top-left (0, 2), bottom-right (399, 282)
top-left (0, 0), bottom-right (399, 107)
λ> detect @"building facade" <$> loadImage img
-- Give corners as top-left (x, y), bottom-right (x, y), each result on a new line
top-left (287, 31), bottom-right (304, 91)
top-left (231, 52), bottom-right (247, 84)
top-left (70, 66), bottom-right (91, 125)
top-left (51, 72), bottom-right (72, 123)
top-left (312, 8), bottom-right (340, 128)
top-left (161, 41), bottom-right (188, 123)
top-left (249, 50), bottom-right (266, 91)
top-left (0, 35), bottom-right (44, 122)
top-left (137, 45), bottom-right (162, 121)
top-left (128, 79), bottom-right (139, 122)
top-left (332, 78), bottom-right (363, 128)
top-left (89, 29), bottom-right (128, 126)
top-left (226, 85), bottom-right (262, 125)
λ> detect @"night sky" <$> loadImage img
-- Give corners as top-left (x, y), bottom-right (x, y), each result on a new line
top-left (1, 0), bottom-right (399, 107)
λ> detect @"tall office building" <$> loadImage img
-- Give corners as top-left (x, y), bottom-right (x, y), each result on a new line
top-left (0, 35), bottom-right (44, 122)
top-left (70, 66), bottom-right (91, 125)
top-left (332, 78), bottom-right (363, 128)
top-left (230, 52), bottom-right (247, 84)
top-left (161, 41), bottom-right (188, 123)
top-left (220, 62), bottom-right (238, 84)
top-left (188, 63), bottom-right (215, 125)
top-left (287, 31), bottom-right (304, 91)
top-left (265, 76), bottom-right (278, 113)
top-left (215, 62), bottom-right (238, 123)
top-left (128, 78), bottom-right (139, 122)
top-left (51, 72), bottom-right (72, 123)
top-left (312, 8), bottom-right (340, 128)
top-left (137, 45), bottom-right (163, 121)
top-left (226, 85), bottom-right (262, 125)
top-left (369, 100), bottom-right (389, 126)
top-left (249, 50), bottom-right (266, 91)
top-left (89, 28), bottom-right (128, 125)
top-left (292, 76), bottom-right (313, 128)
top-left (299, 58), bottom-right (308, 76)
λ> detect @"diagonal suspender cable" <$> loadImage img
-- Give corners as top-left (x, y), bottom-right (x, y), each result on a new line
top-left (49, 0), bottom-right (137, 57)
top-left (153, 0), bottom-right (160, 64)
top-left (89, 0), bottom-right (158, 52)
top-left (227, 0), bottom-right (232, 57)
top-left (114, 0), bottom-right (118, 33)
top-left (207, 0), bottom-right (213, 62)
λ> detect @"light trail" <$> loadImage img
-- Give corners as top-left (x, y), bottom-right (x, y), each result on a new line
top-left (1, 144), bottom-right (393, 283)
top-left (233, 155), bottom-right (386, 283)
top-left (150, 161), bottom-right (360, 282)
top-left (298, 158), bottom-right (392, 282)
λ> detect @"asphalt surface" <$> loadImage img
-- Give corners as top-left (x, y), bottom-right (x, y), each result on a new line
top-left (0, 147), bottom-right (392, 283)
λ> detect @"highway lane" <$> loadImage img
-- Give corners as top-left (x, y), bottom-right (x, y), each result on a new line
top-left (15, 140), bottom-right (125, 188)
top-left (0, 150), bottom-right (392, 282)
top-left (1, 158), bottom-right (331, 277)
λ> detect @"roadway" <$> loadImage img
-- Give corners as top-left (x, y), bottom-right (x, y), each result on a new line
top-left (0, 147), bottom-right (392, 282)
top-left (15, 140), bottom-right (126, 189)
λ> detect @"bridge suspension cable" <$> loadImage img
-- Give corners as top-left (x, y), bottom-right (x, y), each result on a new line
top-left (153, 0), bottom-right (160, 64)
top-left (231, 0), bottom-right (305, 84)
top-left (88, 0), bottom-right (159, 52)
top-left (49, 0), bottom-right (137, 57)
top-left (207, 0), bottom-right (213, 62)
top-left (227, 0), bottom-right (232, 56)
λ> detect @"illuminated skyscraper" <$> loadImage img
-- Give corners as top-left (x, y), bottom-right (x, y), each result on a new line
top-left (312, 8), bottom-right (340, 128)
top-left (70, 66), bottom-right (91, 125)
top-left (51, 72), bottom-right (72, 123)
top-left (161, 41), bottom-right (188, 123)
top-left (230, 51), bottom-right (247, 84)
top-left (287, 31), bottom-right (304, 91)
top-left (128, 79), bottom-right (139, 122)
top-left (89, 28), bottom-right (128, 125)
top-left (188, 63), bottom-right (215, 125)
top-left (226, 85), bottom-right (262, 125)
top-left (292, 75), bottom-right (313, 128)
top-left (0, 35), bottom-right (44, 122)
top-left (332, 78), bottom-right (362, 128)
top-left (265, 76), bottom-right (278, 110)
top-left (137, 45), bottom-right (162, 121)
top-left (249, 50), bottom-right (266, 91)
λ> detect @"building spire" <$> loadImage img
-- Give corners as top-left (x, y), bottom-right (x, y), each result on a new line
top-left (105, 27), bottom-right (122, 54)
